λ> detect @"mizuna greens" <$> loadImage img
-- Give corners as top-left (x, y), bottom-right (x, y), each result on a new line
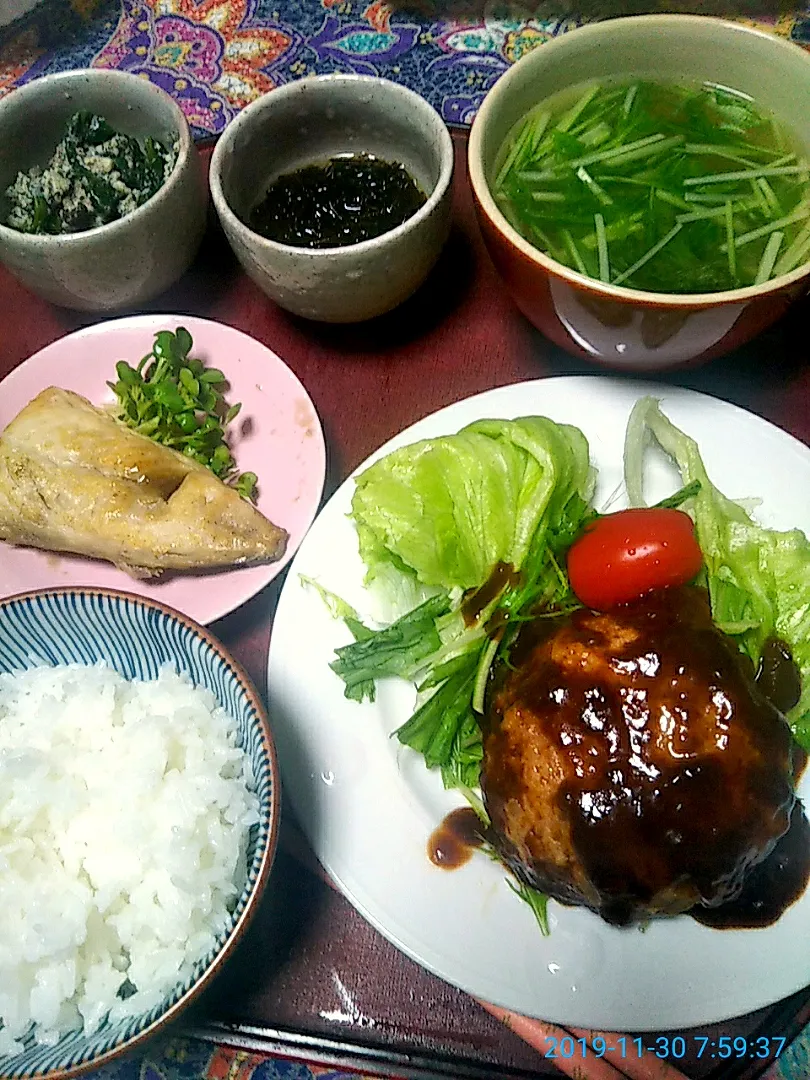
top-left (308, 399), bottom-right (810, 928)
top-left (331, 417), bottom-right (595, 794)
top-left (493, 80), bottom-right (810, 293)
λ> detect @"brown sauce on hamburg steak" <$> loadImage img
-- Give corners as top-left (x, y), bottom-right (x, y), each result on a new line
top-left (692, 802), bottom-right (810, 929)
top-left (481, 586), bottom-right (807, 928)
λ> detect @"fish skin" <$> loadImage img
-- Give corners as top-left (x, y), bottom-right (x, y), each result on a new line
top-left (0, 387), bottom-right (288, 576)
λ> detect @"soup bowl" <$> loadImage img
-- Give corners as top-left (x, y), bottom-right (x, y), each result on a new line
top-left (468, 15), bottom-right (810, 370)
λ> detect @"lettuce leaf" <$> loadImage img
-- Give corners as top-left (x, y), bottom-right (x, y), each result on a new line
top-left (311, 415), bottom-right (596, 789)
top-left (624, 397), bottom-right (810, 745)
top-left (351, 416), bottom-right (594, 594)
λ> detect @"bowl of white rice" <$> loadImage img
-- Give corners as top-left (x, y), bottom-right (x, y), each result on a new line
top-left (0, 587), bottom-right (279, 1079)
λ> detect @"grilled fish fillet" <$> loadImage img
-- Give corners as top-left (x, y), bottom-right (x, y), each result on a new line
top-left (0, 387), bottom-right (288, 577)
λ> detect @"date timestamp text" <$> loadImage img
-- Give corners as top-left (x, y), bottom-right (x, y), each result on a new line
top-left (542, 1035), bottom-right (787, 1061)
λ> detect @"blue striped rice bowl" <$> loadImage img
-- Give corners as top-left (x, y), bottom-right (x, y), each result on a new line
top-left (0, 588), bottom-right (279, 1080)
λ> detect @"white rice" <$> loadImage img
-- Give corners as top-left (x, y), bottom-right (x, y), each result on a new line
top-left (0, 662), bottom-right (260, 1057)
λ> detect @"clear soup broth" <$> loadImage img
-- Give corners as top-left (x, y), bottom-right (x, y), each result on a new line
top-left (492, 79), bottom-right (810, 294)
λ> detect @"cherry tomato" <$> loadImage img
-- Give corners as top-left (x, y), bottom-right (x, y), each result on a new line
top-left (567, 507), bottom-right (703, 611)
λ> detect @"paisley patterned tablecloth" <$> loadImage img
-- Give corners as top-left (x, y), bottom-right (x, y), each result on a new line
top-left (80, 1038), bottom-right (380, 1080)
top-left (0, 1), bottom-right (809, 138)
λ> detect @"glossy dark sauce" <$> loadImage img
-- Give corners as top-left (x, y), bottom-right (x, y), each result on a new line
top-left (461, 562), bottom-right (519, 627)
top-left (693, 803), bottom-right (810, 929)
top-left (690, 637), bottom-right (810, 928)
top-left (757, 637), bottom-right (802, 714)
top-left (247, 153), bottom-right (426, 249)
top-left (428, 807), bottom-right (486, 869)
top-left (483, 587), bottom-right (803, 928)
top-left (756, 637), bottom-right (806, 781)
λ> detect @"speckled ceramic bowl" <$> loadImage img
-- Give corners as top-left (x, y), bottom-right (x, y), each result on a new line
top-left (0, 70), bottom-right (207, 311)
top-left (0, 588), bottom-right (279, 1080)
top-left (210, 74), bottom-right (454, 323)
top-left (468, 15), bottom-right (810, 370)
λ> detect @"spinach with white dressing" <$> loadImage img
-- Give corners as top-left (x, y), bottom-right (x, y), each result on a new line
top-left (2, 110), bottom-right (178, 235)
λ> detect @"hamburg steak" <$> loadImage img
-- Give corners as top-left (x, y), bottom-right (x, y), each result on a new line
top-left (481, 587), bottom-right (799, 926)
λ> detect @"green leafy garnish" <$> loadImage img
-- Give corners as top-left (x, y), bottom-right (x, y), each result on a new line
top-left (329, 594), bottom-right (451, 703)
top-left (318, 415), bottom-right (594, 809)
top-left (624, 397), bottom-right (810, 746)
top-left (507, 879), bottom-right (551, 936)
top-left (108, 327), bottom-right (259, 501)
top-left (651, 479), bottom-right (701, 510)
top-left (494, 80), bottom-right (810, 292)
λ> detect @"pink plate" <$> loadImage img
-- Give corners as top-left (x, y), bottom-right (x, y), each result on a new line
top-left (0, 314), bottom-right (326, 625)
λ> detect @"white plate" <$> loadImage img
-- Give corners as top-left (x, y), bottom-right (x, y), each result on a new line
top-left (0, 315), bottom-right (326, 625)
top-left (267, 375), bottom-right (810, 1032)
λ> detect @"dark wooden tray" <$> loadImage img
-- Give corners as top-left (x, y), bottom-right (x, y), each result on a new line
top-left (3, 134), bottom-right (810, 1080)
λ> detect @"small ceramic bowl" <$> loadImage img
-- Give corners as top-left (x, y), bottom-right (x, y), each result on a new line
top-left (0, 70), bottom-right (207, 311)
top-left (468, 15), bottom-right (810, 370)
top-left (210, 74), bottom-right (454, 323)
top-left (0, 587), bottom-right (279, 1080)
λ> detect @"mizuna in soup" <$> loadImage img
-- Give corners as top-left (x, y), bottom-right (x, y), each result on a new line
top-left (493, 80), bottom-right (810, 294)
